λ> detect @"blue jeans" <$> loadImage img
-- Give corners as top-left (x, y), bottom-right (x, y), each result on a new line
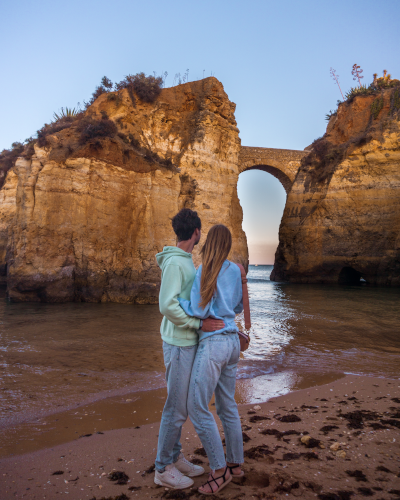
top-left (155, 342), bottom-right (198, 471)
top-left (188, 333), bottom-right (243, 470)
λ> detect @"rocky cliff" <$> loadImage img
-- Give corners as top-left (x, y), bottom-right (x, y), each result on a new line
top-left (271, 86), bottom-right (400, 286)
top-left (2, 77), bottom-right (399, 301)
top-left (0, 78), bottom-right (248, 302)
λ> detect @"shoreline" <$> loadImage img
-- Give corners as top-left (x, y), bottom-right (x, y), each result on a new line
top-left (1, 374), bottom-right (399, 499)
top-left (0, 370), bottom-right (347, 460)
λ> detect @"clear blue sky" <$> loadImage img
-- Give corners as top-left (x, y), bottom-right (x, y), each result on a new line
top-left (1, 0), bottom-right (399, 263)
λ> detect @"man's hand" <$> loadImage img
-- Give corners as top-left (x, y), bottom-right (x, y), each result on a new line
top-left (202, 317), bottom-right (225, 332)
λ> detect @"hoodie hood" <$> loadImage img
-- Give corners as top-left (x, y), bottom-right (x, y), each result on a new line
top-left (156, 246), bottom-right (193, 270)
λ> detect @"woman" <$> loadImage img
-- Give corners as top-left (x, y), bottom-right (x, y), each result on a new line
top-left (179, 224), bottom-right (244, 495)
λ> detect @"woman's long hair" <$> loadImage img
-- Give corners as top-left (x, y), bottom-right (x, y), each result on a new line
top-left (199, 224), bottom-right (232, 309)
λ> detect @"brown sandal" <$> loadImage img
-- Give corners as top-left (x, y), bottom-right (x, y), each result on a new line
top-left (198, 466), bottom-right (232, 495)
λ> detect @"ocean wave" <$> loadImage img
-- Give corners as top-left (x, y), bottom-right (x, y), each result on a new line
top-left (236, 361), bottom-right (278, 380)
top-left (247, 278), bottom-right (270, 283)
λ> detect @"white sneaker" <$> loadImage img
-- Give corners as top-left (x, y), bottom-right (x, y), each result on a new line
top-left (174, 452), bottom-right (205, 477)
top-left (154, 464), bottom-right (194, 489)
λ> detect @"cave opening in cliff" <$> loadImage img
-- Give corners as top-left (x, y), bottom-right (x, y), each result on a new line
top-left (237, 169), bottom-right (287, 266)
top-left (338, 266), bottom-right (366, 286)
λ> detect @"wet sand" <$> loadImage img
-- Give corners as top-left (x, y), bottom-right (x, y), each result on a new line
top-left (1, 375), bottom-right (400, 499)
top-left (0, 372), bottom-right (345, 460)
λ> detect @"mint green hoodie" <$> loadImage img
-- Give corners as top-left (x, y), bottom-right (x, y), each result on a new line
top-left (156, 246), bottom-right (201, 346)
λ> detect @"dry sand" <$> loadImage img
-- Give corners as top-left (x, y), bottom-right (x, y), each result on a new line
top-left (1, 375), bottom-right (399, 500)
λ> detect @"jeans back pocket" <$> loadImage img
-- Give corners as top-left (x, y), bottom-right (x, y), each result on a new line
top-left (208, 336), bottom-right (230, 365)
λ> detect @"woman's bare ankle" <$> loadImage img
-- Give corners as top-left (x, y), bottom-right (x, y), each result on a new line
top-left (213, 466), bottom-right (228, 476)
top-left (227, 463), bottom-right (242, 474)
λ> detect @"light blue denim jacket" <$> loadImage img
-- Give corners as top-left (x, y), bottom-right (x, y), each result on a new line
top-left (178, 260), bottom-right (243, 342)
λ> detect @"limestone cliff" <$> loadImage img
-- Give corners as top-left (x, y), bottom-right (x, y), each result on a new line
top-left (1, 78), bottom-right (248, 302)
top-left (3, 76), bottom-right (399, 300)
top-left (271, 86), bottom-right (400, 286)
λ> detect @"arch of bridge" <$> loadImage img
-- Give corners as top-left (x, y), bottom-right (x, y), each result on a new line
top-left (239, 146), bottom-right (308, 194)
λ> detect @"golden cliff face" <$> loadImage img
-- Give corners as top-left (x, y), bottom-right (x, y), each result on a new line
top-left (272, 87), bottom-right (400, 286)
top-left (1, 78), bottom-right (248, 302)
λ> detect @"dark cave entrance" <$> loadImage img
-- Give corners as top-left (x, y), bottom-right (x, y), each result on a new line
top-left (338, 266), bottom-right (367, 286)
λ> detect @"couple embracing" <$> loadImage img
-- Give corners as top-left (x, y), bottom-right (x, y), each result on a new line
top-left (154, 208), bottom-right (246, 495)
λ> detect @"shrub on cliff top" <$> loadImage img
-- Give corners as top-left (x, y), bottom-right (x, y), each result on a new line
top-left (84, 73), bottom-right (163, 108)
top-left (115, 73), bottom-right (163, 104)
top-left (345, 84), bottom-right (375, 102)
top-left (0, 142), bottom-right (25, 188)
top-left (0, 142), bottom-right (24, 172)
top-left (84, 76), bottom-right (114, 108)
top-left (77, 116), bottom-right (118, 144)
top-left (37, 116), bottom-right (78, 147)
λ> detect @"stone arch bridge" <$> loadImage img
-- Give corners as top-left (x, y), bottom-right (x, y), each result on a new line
top-left (239, 146), bottom-right (308, 193)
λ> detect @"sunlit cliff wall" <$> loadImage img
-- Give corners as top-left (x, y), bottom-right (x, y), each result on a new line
top-left (0, 78), bottom-right (248, 302)
top-left (272, 87), bottom-right (400, 286)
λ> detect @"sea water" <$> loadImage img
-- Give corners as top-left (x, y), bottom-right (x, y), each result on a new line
top-left (1, 265), bottom-right (400, 430)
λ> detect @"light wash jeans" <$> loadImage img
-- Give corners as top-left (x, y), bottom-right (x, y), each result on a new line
top-left (188, 333), bottom-right (243, 470)
top-left (155, 341), bottom-right (198, 472)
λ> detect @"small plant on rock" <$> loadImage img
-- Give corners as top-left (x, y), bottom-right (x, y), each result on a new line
top-left (351, 64), bottom-right (364, 87)
top-left (345, 84), bottom-right (372, 101)
top-left (330, 67), bottom-right (344, 100)
top-left (53, 106), bottom-right (80, 122)
top-left (391, 88), bottom-right (400, 115)
top-left (84, 76), bottom-right (114, 108)
top-left (325, 110), bottom-right (337, 121)
top-left (374, 69), bottom-right (399, 90)
top-left (371, 95), bottom-right (384, 120)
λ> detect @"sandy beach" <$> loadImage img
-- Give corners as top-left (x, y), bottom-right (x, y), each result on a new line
top-left (1, 374), bottom-right (399, 500)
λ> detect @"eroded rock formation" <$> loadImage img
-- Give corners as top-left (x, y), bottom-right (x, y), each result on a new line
top-left (1, 78), bottom-right (248, 302)
top-left (272, 87), bottom-right (400, 286)
top-left (1, 78), bottom-right (400, 302)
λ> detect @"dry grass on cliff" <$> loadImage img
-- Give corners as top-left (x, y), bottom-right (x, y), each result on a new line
top-left (345, 77), bottom-right (400, 103)
top-left (44, 116), bottom-right (178, 174)
top-left (302, 130), bottom-right (380, 187)
top-left (76, 115), bottom-right (118, 144)
top-left (37, 115), bottom-right (82, 148)
top-left (0, 140), bottom-right (37, 188)
top-left (3, 111), bottom-right (177, 177)
top-left (0, 72), bottom-right (169, 185)
top-left (0, 143), bottom-right (24, 188)
top-left (115, 131), bottom-right (176, 171)
top-left (301, 138), bottom-right (347, 185)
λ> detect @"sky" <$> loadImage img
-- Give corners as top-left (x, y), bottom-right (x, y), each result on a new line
top-left (1, 0), bottom-right (399, 264)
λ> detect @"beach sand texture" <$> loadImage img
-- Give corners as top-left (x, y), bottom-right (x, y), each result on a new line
top-left (1, 375), bottom-right (399, 500)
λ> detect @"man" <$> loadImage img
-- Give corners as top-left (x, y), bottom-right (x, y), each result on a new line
top-left (154, 208), bottom-right (225, 489)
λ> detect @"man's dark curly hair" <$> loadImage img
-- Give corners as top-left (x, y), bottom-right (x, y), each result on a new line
top-left (172, 208), bottom-right (201, 242)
